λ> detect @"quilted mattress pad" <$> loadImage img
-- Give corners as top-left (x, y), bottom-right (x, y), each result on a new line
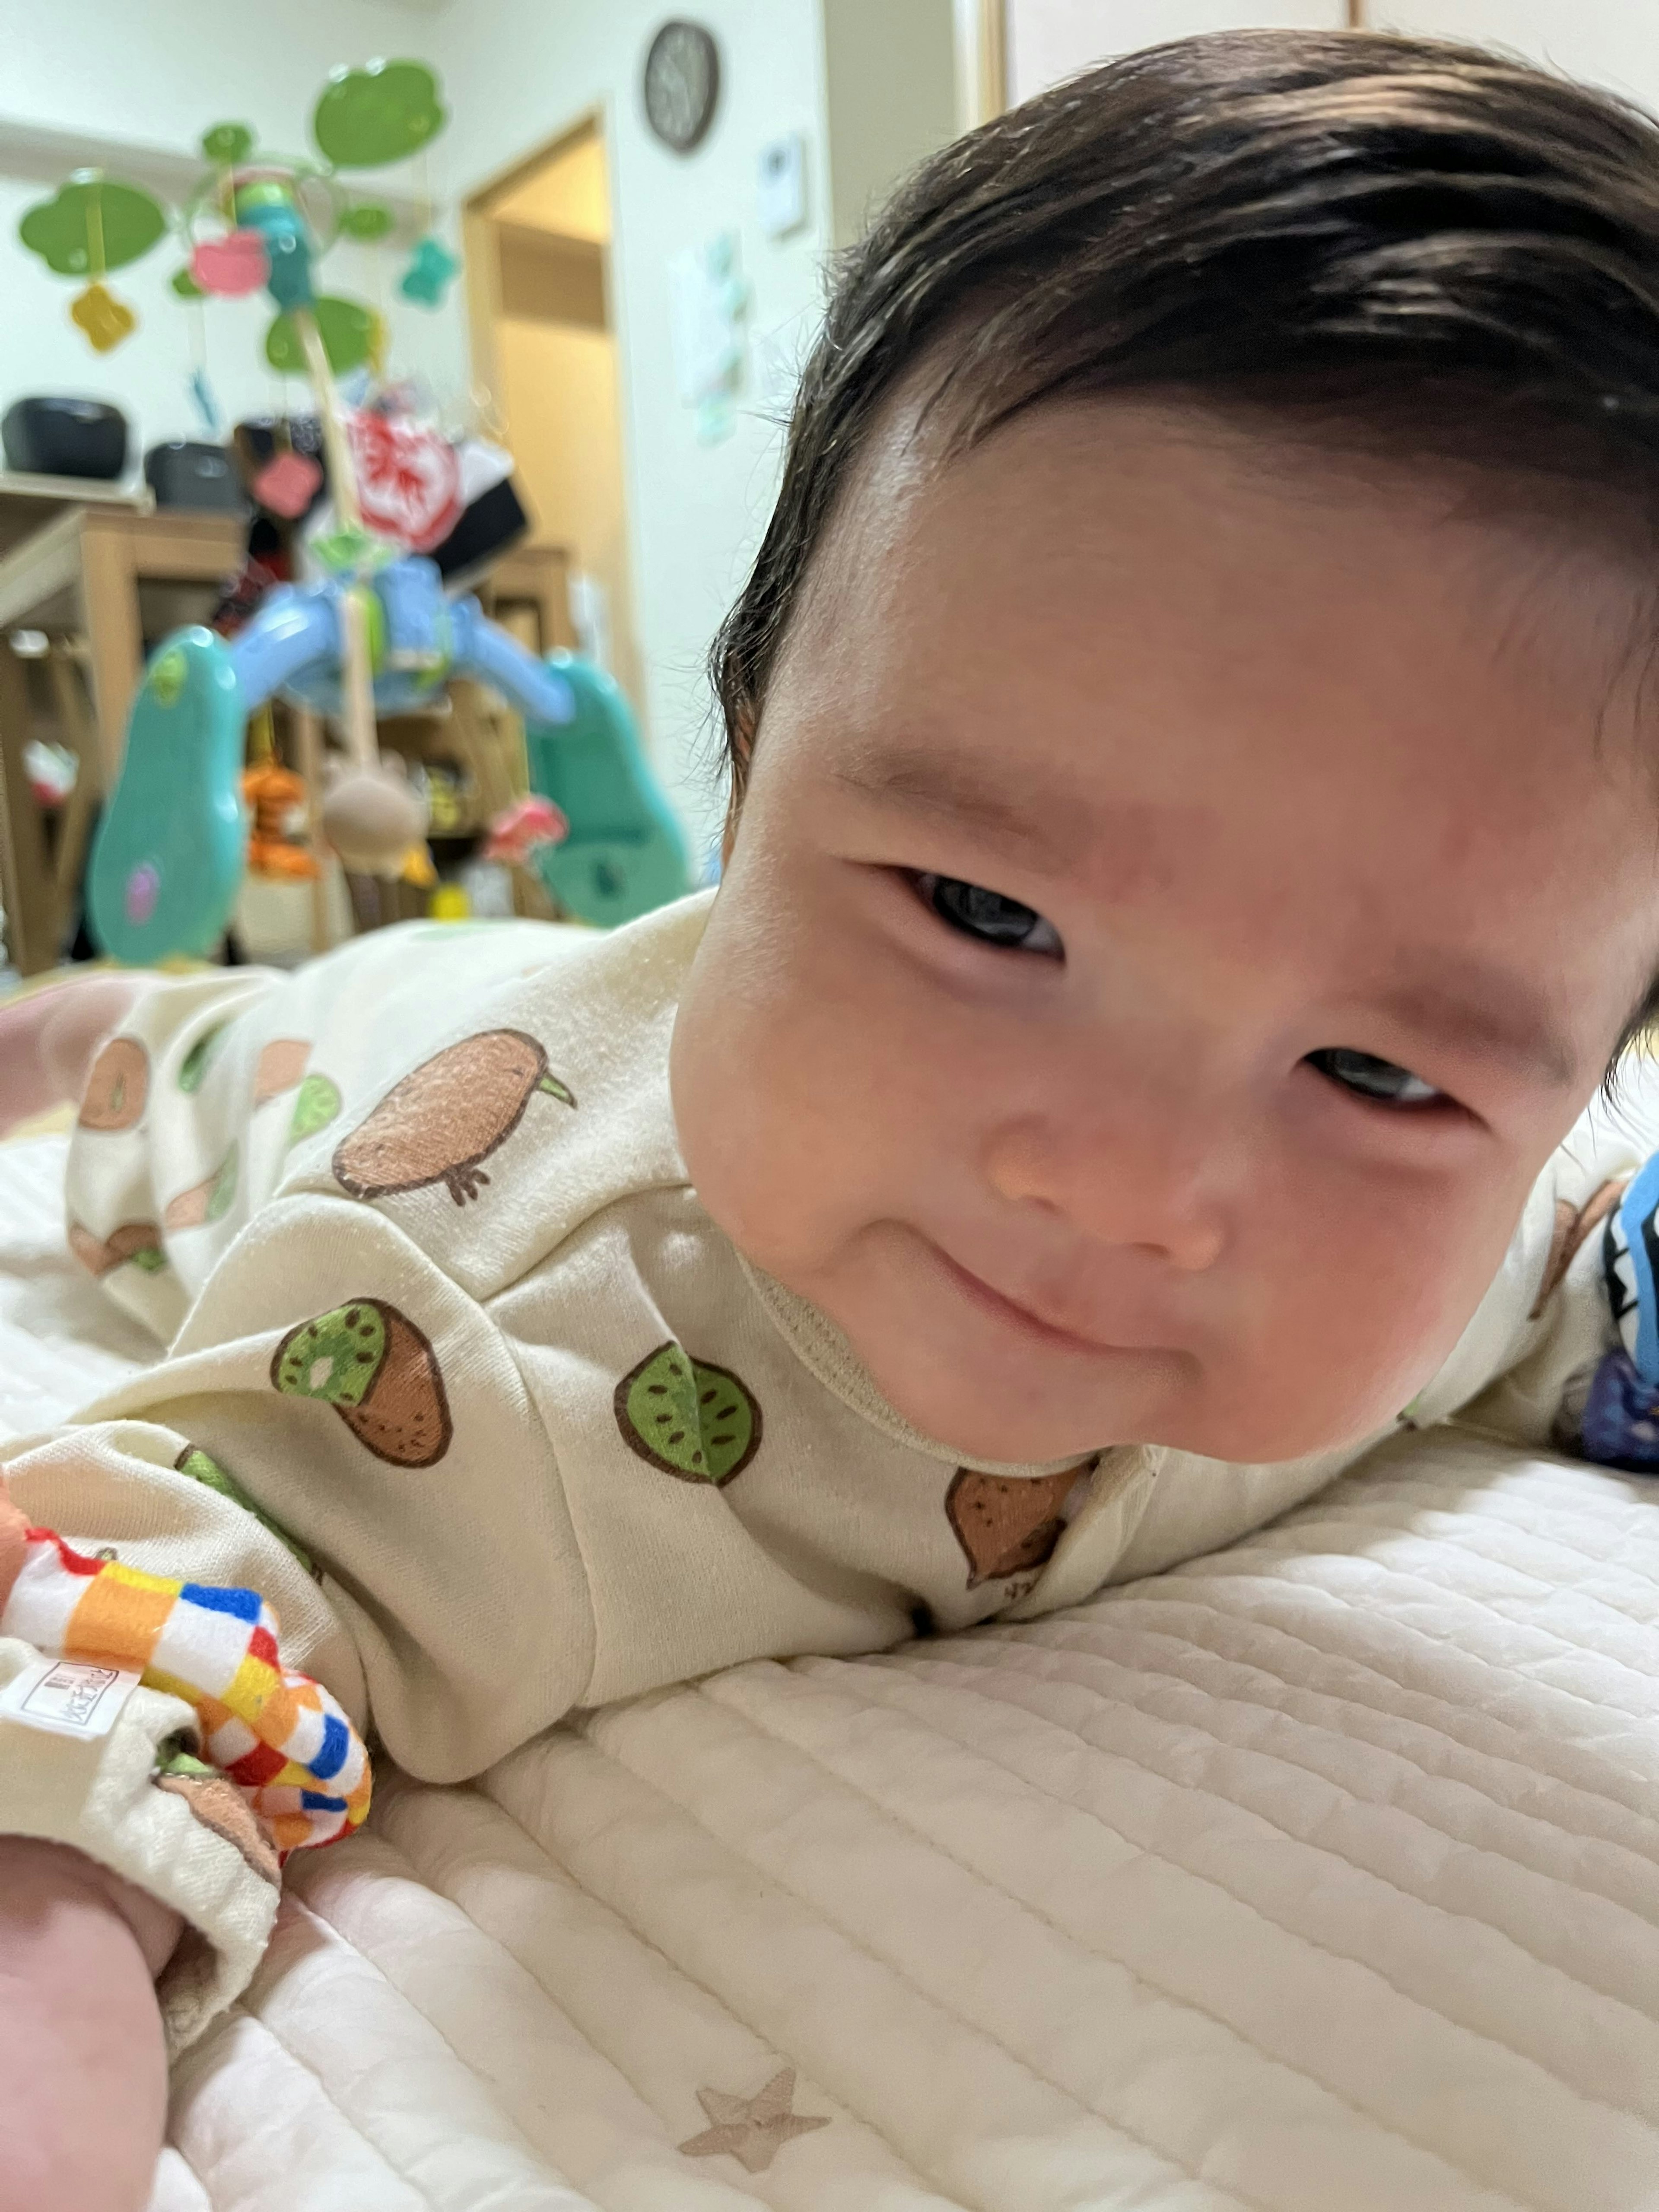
top-left (1, 1137), bottom-right (1656, 2209)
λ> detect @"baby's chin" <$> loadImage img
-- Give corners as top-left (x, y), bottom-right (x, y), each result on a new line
top-left (854, 1325), bottom-right (1405, 1470)
top-left (759, 1229), bottom-right (1415, 1469)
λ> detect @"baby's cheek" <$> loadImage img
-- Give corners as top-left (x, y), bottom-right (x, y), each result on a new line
top-left (672, 973), bottom-right (869, 1273)
top-left (1264, 1175), bottom-right (1513, 1430)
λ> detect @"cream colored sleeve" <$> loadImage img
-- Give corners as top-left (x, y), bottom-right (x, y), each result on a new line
top-left (0, 1191), bottom-right (592, 2051)
top-left (1404, 1066), bottom-right (1659, 1453)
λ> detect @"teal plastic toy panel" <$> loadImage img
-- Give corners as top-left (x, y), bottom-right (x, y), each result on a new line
top-left (86, 628), bottom-right (248, 963)
top-left (524, 652), bottom-right (691, 929)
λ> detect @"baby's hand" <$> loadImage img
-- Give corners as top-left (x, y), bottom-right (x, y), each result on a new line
top-left (0, 1835), bottom-right (181, 2212)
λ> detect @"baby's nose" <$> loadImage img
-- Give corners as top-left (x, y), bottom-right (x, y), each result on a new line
top-left (982, 1109), bottom-right (1228, 1271)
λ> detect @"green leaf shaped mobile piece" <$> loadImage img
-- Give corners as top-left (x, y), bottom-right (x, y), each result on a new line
top-left (312, 60), bottom-right (446, 169)
top-left (170, 265), bottom-right (206, 299)
top-left (339, 201), bottom-right (395, 241)
top-left (19, 175), bottom-right (165, 276)
top-left (265, 295), bottom-right (381, 375)
top-left (200, 121), bottom-right (255, 166)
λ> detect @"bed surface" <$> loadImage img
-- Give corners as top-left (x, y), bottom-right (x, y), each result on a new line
top-left (2, 1135), bottom-right (1657, 2211)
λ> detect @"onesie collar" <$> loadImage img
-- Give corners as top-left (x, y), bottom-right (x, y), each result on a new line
top-left (737, 1250), bottom-right (1110, 1478)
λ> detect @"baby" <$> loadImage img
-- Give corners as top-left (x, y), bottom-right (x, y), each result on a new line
top-left (10, 26), bottom-right (1659, 2209)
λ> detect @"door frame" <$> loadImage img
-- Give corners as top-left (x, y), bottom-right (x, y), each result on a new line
top-left (461, 111), bottom-right (610, 448)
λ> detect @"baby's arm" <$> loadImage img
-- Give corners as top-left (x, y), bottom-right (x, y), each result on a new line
top-left (0, 972), bottom-right (152, 1137)
top-left (0, 1837), bottom-right (180, 2212)
top-left (0, 1176), bottom-right (582, 2192)
top-left (0, 1435), bottom-right (372, 2206)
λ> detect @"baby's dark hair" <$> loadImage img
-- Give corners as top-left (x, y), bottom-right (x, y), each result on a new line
top-left (711, 27), bottom-right (1659, 807)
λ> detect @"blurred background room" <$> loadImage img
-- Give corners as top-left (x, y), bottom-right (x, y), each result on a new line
top-left (0, 0), bottom-right (1653, 982)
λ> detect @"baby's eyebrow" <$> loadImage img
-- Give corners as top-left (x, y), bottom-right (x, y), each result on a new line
top-left (1372, 968), bottom-right (1577, 1086)
top-left (831, 749), bottom-right (1082, 873)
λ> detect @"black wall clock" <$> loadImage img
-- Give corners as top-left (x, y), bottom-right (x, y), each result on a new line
top-left (643, 19), bottom-right (721, 154)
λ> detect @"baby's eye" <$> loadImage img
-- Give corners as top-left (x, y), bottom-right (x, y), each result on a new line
top-left (914, 874), bottom-right (1064, 957)
top-left (1306, 1046), bottom-right (1444, 1107)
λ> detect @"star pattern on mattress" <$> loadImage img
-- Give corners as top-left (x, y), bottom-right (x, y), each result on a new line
top-left (677, 2066), bottom-right (829, 2172)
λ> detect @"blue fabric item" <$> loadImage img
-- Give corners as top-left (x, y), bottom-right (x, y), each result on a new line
top-left (1610, 1155), bottom-right (1659, 1383)
top-left (178, 1579), bottom-right (263, 1621)
top-left (309, 1710), bottom-right (351, 1781)
top-left (1580, 1348), bottom-right (1659, 1471)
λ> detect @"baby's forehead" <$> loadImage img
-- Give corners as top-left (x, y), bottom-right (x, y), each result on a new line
top-left (800, 391), bottom-right (1657, 718)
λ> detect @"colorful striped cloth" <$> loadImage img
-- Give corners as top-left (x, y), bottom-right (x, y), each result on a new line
top-left (0, 1513), bottom-right (370, 1855)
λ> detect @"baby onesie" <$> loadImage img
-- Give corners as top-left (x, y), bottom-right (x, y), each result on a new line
top-left (0, 891), bottom-right (1653, 2049)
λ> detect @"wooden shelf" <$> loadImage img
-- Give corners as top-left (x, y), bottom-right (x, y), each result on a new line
top-left (0, 471), bottom-right (153, 511)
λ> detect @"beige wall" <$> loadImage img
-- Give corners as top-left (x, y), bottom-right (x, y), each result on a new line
top-left (495, 313), bottom-right (642, 712)
top-left (484, 126), bottom-right (642, 710)
top-left (1374, 2), bottom-right (1659, 106)
top-left (1005, 0), bottom-right (1342, 102)
top-left (822, 0), bottom-right (959, 246)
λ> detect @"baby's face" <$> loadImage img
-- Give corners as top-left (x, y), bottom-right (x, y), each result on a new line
top-left (672, 400), bottom-right (1659, 1465)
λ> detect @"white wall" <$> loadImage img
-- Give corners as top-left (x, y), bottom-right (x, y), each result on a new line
top-left (1007, 0), bottom-right (1344, 102)
top-left (1005, 2), bottom-right (1659, 119)
top-left (0, 0), bottom-right (458, 453)
top-left (1373, 3), bottom-right (1659, 111)
top-left (425, 0), bottom-right (836, 870)
top-left (0, 0), bottom-right (437, 148)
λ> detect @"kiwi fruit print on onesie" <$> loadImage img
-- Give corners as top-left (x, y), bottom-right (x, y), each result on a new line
top-left (177, 1023), bottom-right (230, 1094)
top-left (271, 1297), bottom-right (452, 1467)
top-left (162, 1144), bottom-right (238, 1231)
top-left (68, 1219), bottom-right (167, 1279)
top-left (248, 1037), bottom-right (343, 1145)
top-left (614, 1343), bottom-right (763, 1484)
top-left (79, 1037), bottom-right (148, 1130)
top-left (172, 1442), bottom-right (317, 1576)
top-left (253, 1037), bottom-right (311, 1106)
top-left (288, 1072), bottom-right (342, 1143)
top-left (152, 1747), bottom-right (280, 1887)
top-left (333, 1029), bottom-right (575, 1207)
top-left (945, 1461), bottom-right (1095, 1588)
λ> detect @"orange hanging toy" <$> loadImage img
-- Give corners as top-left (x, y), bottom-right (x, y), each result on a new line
top-left (242, 711), bottom-right (320, 881)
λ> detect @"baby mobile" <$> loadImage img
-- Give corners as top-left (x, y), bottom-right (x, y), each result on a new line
top-left (11, 60), bottom-right (609, 964)
top-left (19, 59), bottom-right (464, 554)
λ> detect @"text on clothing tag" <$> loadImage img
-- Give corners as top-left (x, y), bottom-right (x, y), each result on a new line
top-left (0, 1656), bottom-right (143, 1741)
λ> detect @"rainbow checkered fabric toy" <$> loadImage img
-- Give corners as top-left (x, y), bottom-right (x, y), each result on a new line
top-left (1, 1522), bottom-right (369, 1854)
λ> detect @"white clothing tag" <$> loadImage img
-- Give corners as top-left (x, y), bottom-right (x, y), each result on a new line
top-left (0, 1657), bottom-right (143, 1742)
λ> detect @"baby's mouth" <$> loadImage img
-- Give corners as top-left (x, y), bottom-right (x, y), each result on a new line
top-left (921, 1236), bottom-right (1186, 1363)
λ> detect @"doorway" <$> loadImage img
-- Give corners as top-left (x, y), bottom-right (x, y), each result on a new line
top-left (465, 121), bottom-right (642, 717)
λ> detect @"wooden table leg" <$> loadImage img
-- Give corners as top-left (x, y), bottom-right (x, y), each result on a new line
top-left (47, 645), bottom-right (99, 944)
top-left (0, 641), bottom-right (59, 976)
top-left (78, 519), bottom-right (144, 792)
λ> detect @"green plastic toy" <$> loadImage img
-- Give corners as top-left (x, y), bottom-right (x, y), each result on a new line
top-left (525, 654), bottom-right (694, 929)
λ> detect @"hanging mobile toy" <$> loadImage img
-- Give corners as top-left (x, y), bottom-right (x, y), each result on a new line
top-left (19, 172), bottom-right (164, 351)
top-left (242, 708), bottom-right (321, 882)
top-left (17, 59), bottom-right (693, 957)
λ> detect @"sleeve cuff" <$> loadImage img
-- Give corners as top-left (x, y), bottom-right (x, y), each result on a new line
top-left (0, 1635), bottom-right (280, 2054)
